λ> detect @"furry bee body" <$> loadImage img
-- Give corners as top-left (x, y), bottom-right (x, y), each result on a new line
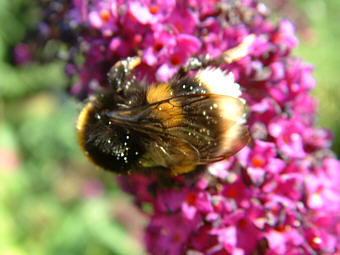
top-left (77, 67), bottom-right (249, 175)
top-left (77, 35), bottom-right (254, 175)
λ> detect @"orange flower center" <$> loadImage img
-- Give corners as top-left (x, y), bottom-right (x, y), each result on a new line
top-left (170, 55), bottom-right (182, 66)
top-left (186, 192), bottom-right (196, 205)
top-left (100, 10), bottom-right (110, 21)
top-left (251, 156), bottom-right (264, 167)
top-left (149, 5), bottom-right (159, 14)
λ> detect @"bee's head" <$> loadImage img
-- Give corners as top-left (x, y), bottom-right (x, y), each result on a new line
top-left (76, 90), bottom-right (144, 173)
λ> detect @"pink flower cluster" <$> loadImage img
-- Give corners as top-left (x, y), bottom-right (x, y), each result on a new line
top-left (55, 0), bottom-right (340, 254)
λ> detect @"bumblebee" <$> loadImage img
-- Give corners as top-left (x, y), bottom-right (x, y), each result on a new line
top-left (77, 35), bottom-right (254, 175)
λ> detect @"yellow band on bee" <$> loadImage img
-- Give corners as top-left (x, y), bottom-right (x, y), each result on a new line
top-left (171, 164), bottom-right (196, 175)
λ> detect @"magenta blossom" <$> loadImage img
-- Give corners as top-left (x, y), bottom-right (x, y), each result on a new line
top-left (40, 0), bottom-right (340, 254)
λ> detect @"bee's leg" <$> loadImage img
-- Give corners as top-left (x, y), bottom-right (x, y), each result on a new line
top-left (108, 56), bottom-right (142, 93)
top-left (177, 34), bottom-right (255, 77)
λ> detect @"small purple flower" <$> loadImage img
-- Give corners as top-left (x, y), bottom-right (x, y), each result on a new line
top-left (208, 160), bottom-right (234, 179)
top-left (156, 34), bottom-right (202, 81)
top-left (13, 43), bottom-right (32, 65)
top-left (269, 117), bottom-right (306, 159)
top-left (129, 2), bottom-right (155, 25)
top-left (265, 228), bottom-right (304, 254)
top-left (306, 158), bottom-right (340, 212)
top-left (273, 20), bottom-right (299, 51)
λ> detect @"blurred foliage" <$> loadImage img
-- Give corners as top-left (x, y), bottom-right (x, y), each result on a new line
top-left (295, 0), bottom-right (340, 155)
top-left (0, 0), bottom-right (338, 255)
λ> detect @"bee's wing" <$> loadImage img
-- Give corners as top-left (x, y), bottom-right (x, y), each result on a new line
top-left (107, 94), bottom-right (249, 174)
